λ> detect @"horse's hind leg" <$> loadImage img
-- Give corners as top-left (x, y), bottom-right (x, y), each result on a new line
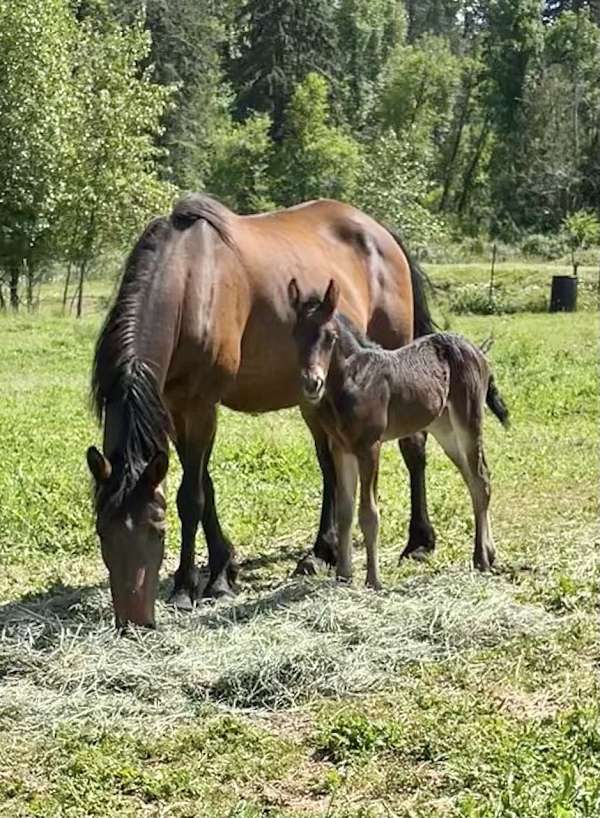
top-left (172, 406), bottom-right (236, 607)
top-left (429, 410), bottom-right (495, 571)
top-left (358, 443), bottom-right (383, 590)
top-left (398, 433), bottom-right (436, 561)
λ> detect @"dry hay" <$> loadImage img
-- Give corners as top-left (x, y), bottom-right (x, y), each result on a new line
top-left (0, 571), bottom-right (559, 734)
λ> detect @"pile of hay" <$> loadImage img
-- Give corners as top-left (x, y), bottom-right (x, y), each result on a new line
top-left (0, 572), bottom-right (557, 733)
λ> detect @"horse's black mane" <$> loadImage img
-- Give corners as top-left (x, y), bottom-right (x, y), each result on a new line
top-left (90, 216), bottom-right (173, 511)
top-left (90, 194), bottom-right (238, 511)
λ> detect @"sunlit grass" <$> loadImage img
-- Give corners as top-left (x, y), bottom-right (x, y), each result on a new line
top-left (0, 278), bottom-right (597, 817)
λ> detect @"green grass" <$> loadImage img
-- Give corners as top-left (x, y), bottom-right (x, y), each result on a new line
top-left (0, 266), bottom-right (598, 817)
top-left (428, 260), bottom-right (598, 314)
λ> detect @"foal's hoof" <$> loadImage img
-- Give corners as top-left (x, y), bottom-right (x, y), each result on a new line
top-left (169, 589), bottom-right (195, 611)
top-left (335, 575), bottom-right (353, 586)
top-left (366, 578), bottom-right (383, 592)
top-left (474, 559), bottom-right (492, 573)
top-left (399, 545), bottom-right (432, 563)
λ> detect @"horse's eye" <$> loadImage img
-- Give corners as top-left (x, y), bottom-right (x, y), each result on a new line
top-left (323, 330), bottom-right (336, 346)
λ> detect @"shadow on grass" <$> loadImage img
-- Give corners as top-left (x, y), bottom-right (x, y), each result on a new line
top-left (0, 552), bottom-right (328, 646)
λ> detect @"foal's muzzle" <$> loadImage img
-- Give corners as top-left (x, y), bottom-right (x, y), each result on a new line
top-left (301, 372), bottom-right (325, 404)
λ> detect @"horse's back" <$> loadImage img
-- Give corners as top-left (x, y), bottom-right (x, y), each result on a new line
top-left (168, 197), bottom-right (415, 413)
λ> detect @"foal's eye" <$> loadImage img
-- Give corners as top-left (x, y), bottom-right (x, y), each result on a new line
top-left (323, 330), bottom-right (335, 346)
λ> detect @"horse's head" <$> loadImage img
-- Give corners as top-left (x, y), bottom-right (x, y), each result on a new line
top-left (288, 277), bottom-right (340, 405)
top-left (87, 446), bottom-right (168, 629)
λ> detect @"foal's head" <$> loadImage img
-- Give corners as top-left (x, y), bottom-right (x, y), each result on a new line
top-left (288, 278), bottom-right (340, 405)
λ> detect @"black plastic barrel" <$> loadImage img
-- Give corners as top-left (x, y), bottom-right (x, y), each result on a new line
top-left (549, 275), bottom-right (577, 312)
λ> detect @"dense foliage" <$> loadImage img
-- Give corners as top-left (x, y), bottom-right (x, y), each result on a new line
top-left (1, 0), bottom-right (599, 309)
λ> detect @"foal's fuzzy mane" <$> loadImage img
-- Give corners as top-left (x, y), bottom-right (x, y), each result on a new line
top-left (336, 313), bottom-right (381, 351)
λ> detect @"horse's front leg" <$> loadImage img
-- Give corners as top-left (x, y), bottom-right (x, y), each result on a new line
top-left (294, 411), bottom-right (338, 575)
top-left (201, 438), bottom-right (239, 597)
top-left (171, 406), bottom-right (236, 608)
top-left (398, 432), bottom-right (436, 561)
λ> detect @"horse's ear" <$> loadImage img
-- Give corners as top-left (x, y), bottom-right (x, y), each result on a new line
top-left (143, 451), bottom-right (169, 488)
top-left (87, 446), bottom-right (111, 483)
top-left (321, 278), bottom-right (340, 319)
top-left (288, 278), bottom-right (301, 313)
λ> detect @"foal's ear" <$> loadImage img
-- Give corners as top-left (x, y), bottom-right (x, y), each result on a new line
top-left (288, 278), bottom-right (301, 313)
top-left (87, 446), bottom-right (112, 483)
top-left (321, 278), bottom-right (340, 319)
top-left (142, 450), bottom-right (169, 489)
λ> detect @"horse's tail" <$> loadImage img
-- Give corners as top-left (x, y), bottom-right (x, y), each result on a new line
top-left (388, 229), bottom-right (437, 338)
top-left (486, 373), bottom-right (510, 428)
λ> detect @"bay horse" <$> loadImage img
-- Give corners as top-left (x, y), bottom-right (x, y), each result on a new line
top-left (288, 278), bottom-right (509, 589)
top-left (87, 194), bottom-right (436, 628)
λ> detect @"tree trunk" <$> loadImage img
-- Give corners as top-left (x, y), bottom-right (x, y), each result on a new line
top-left (9, 264), bottom-right (19, 310)
top-left (62, 262), bottom-right (73, 313)
top-left (25, 261), bottom-right (34, 312)
top-left (76, 260), bottom-right (86, 319)
top-left (439, 78), bottom-right (473, 213)
top-left (0, 283), bottom-right (5, 311)
top-left (457, 114), bottom-right (490, 216)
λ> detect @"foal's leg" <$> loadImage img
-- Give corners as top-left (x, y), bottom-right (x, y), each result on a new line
top-left (331, 446), bottom-right (358, 583)
top-left (294, 412), bottom-right (338, 575)
top-left (398, 433), bottom-right (436, 560)
top-left (358, 443), bottom-right (383, 590)
top-left (429, 411), bottom-right (495, 571)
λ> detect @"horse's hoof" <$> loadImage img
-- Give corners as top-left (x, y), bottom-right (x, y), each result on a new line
top-left (336, 575), bottom-right (353, 586)
top-left (313, 539), bottom-right (337, 566)
top-left (203, 574), bottom-right (237, 599)
top-left (366, 579), bottom-right (383, 591)
top-left (169, 589), bottom-right (195, 611)
top-left (399, 545), bottom-right (432, 563)
top-left (294, 554), bottom-right (326, 576)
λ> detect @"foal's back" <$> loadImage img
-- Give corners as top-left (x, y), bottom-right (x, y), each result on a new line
top-left (343, 332), bottom-right (488, 442)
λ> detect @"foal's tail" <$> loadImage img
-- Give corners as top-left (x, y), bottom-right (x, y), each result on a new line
top-left (432, 333), bottom-right (510, 429)
top-left (486, 374), bottom-right (510, 428)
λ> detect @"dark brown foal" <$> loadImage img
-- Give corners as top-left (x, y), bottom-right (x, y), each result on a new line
top-left (289, 278), bottom-right (509, 589)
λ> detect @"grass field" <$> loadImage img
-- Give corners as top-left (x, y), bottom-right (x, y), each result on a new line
top-left (0, 262), bottom-right (598, 817)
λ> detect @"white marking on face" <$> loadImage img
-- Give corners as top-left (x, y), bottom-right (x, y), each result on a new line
top-left (125, 515), bottom-right (134, 532)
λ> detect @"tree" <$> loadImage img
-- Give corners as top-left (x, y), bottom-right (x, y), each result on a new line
top-left (205, 114), bottom-right (275, 213)
top-left (379, 35), bottom-right (462, 154)
top-left (483, 0), bottom-right (544, 233)
top-left (543, 0), bottom-right (598, 22)
top-left (356, 130), bottom-right (445, 249)
top-left (60, 17), bottom-right (173, 316)
top-left (142, 0), bottom-right (233, 188)
top-left (230, 0), bottom-right (339, 140)
top-left (404, 0), bottom-right (462, 41)
top-left (271, 73), bottom-right (362, 205)
top-left (0, 0), bottom-right (75, 309)
top-left (562, 210), bottom-right (600, 275)
top-left (336, 0), bottom-right (404, 131)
